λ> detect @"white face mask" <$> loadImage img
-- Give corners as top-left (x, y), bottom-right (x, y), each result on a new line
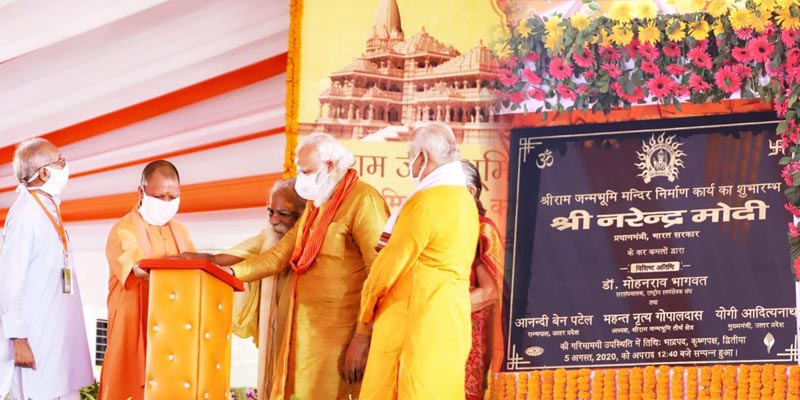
top-left (409, 151), bottom-right (428, 186)
top-left (30, 163), bottom-right (70, 197)
top-left (139, 193), bottom-right (180, 226)
top-left (295, 165), bottom-right (330, 204)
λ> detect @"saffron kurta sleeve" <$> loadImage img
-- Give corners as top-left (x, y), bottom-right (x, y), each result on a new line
top-left (232, 222), bottom-right (298, 282)
top-left (359, 197), bottom-right (429, 324)
top-left (106, 223), bottom-right (146, 289)
top-left (223, 230), bottom-right (267, 259)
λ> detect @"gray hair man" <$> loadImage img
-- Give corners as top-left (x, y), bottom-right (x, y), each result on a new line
top-left (227, 133), bottom-right (390, 400)
top-left (0, 138), bottom-right (93, 400)
top-left (359, 122), bottom-right (480, 399)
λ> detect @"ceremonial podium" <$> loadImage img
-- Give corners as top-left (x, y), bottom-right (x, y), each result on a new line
top-left (140, 259), bottom-right (245, 400)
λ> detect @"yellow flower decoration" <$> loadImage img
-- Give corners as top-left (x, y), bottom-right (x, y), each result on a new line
top-left (593, 28), bottom-right (612, 46)
top-left (729, 8), bottom-right (754, 30)
top-left (638, 21), bottom-right (661, 45)
top-left (571, 12), bottom-right (590, 31)
top-left (666, 18), bottom-right (686, 42)
top-left (689, 19), bottom-right (710, 40)
top-left (707, 0), bottom-right (730, 17)
top-left (516, 20), bottom-right (532, 37)
top-left (611, 25), bottom-right (634, 46)
top-left (750, 9), bottom-right (772, 32)
top-left (608, 2), bottom-right (633, 24)
top-left (776, 7), bottom-right (800, 30)
top-left (778, 0), bottom-right (800, 9)
top-left (691, 0), bottom-right (709, 9)
top-left (754, 0), bottom-right (776, 12)
top-left (637, 1), bottom-right (658, 20)
top-left (712, 19), bottom-right (725, 36)
top-left (545, 15), bottom-right (564, 39)
top-left (494, 42), bottom-right (512, 59)
top-left (544, 34), bottom-right (560, 51)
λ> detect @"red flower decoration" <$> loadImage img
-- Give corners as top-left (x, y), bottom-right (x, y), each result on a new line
top-left (714, 65), bottom-right (742, 93)
top-left (646, 74), bottom-right (674, 98)
top-left (572, 48), bottom-right (594, 68)
top-left (787, 48), bottom-right (800, 67)
top-left (734, 28), bottom-right (753, 40)
top-left (747, 36), bottom-right (775, 64)
top-left (783, 130), bottom-right (800, 151)
top-left (548, 57), bottom-right (574, 80)
top-left (790, 221), bottom-right (800, 238)
top-left (666, 63), bottom-right (688, 76)
top-left (672, 84), bottom-right (689, 97)
top-left (583, 70), bottom-right (597, 81)
top-left (688, 74), bottom-right (711, 91)
top-left (600, 46), bottom-right (622, 62)
top-left (498, 68), bottom-right (519, 87)
top-left (776, 98), bottom-right (790, 118)
top-left (522, 68), bottom-right (543, 85)
top-left (731, 47), bottom-right (750, 63)
top-left (734, 64), bottom-right (752, 79)
top-left (526, 51), bottom-right (540, 62)
top-left (688, 47), bottom-right (712, 70)
top-left (556, 84), bottom-right (577, 100)
top-left (624, 39), bottom-right (641, 60)
top-left (782, 29), bottom-right (799, 49)
top-left (641, 60), bottom-right (660, 74)
top-left (663, 41), bottom-right (682, 58)
top-left (793, 256), bottom-right (800, 281)
top-left (781, 162), bottom-right (800, 186)
top-left (528, 87), bottom-right (546, 101)
top-left (509, 91), bottom-right (524, 104)
top-left (601, 62), bottom-right (622, 79)
top-left (785, 203), bottom-right (800, 218)
top-left (638, 43), bottom-right (660, 62)
top-left (622, 87), bottom-right (645, 103)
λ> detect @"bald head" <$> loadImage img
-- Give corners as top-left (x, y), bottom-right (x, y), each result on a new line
top-left (141, 160), bottom-right (180, 188)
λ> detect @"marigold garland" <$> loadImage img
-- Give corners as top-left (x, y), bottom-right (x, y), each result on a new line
top-left (282, 0), bottom-right (303, 177)
top-left (710, 365), bottom-right (723, 400)
top-left (699, 366), bottom-right (712, 400)
top-left (566, 369), bottom-right (579, 400)
top-left (687, 366), bottom-right (699, 400)
top-left (591, 370), bottom-right (604, 400)
top-left (630, 367), bottom-right (643, 400)
top-left (602, 369), bottom-right (616, 400)
top-left (775, 365), bottom-right (788, 400)
top-left (529, 370), bottom-right (542, 400)
top-left (789, 365), bottom-right (800, 400)
top-left (671, 366), bottom-right (685, 400)
top-left (751, 365), bottom-right (764, 399)
top-left (504, 371), bottom-right (516, 400)
top-left (493, 373), bottom-right (505, 400)
top-left (577, 369), bottom-right (591, 400)
top-left (542, 370), bottom-right (555, 400)
top-left (642, 365), bottom-right (657, 400)
top-left (721, 365), bottom-right (737, 400)
top-left (517, 371), bottom-right (528, 400)
top-left (763, 364), bottom-right (776, 399)
top-left (737, 365), bottom-right (750, 399)
top-left (657, 365), bottom-right (670, 400)
top-left (618, 369), bottom-right (630, 400)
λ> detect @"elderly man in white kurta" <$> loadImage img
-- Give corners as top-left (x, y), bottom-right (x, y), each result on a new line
top-left (0, 138), bottom-right (93, 400)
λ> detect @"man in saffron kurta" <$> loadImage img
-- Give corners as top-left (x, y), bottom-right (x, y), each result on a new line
top-left (359, 122), bottom-right (479, 399)
top-left (230, 133), bottom-right (389, 400)
top-left (99, 160), bottom-right (195, 400)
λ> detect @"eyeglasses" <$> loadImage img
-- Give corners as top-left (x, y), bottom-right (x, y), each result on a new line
top-left (44, 155), bottom-right (66, 169)
top-left (268, 207), bottom-right (297, 219)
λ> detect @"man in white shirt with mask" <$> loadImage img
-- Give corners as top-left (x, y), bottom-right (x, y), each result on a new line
top-left (0, 137), bottom-right (93, 400)
top-left (98, 160), bottom-right (195, 400)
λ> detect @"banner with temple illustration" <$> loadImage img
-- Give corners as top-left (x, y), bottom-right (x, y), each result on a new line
top-left (292, 0), bottom-right (511, 234)
top-left (504, 112), bottom-right (797, 370)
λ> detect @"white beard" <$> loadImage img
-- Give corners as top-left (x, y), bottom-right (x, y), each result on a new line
top-left (313, 170), bottom-right (344, 207)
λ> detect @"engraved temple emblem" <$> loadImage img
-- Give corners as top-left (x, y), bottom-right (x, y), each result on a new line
top-left (635, 133), bottom-right (686, 183)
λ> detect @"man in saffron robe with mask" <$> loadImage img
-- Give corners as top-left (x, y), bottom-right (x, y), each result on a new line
top-left (98, 160), bottom-right (195, 400)
top-left (227, 133), bottom-right (389, 400)
top-left (359, 122), bottom-right (479, 399)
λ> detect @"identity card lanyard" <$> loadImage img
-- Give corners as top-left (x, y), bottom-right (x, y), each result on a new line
top-left (30, 191), bottom-right (72, 295)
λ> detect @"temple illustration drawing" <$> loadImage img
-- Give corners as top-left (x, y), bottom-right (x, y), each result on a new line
top-left (299, 0), bottom-right (507, 145)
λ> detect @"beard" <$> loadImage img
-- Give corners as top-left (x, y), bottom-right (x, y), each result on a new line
top-left (313, 169), bottom-right (345, 208)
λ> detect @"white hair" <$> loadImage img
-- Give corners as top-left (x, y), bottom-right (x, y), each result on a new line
top-left (409, 122), bottom-right (460, 164)
top-left (296, 133), bottom-right (355, 173)
top-left (269, 178), bottom-right (306, 211)
top-left (13, 137), bottom-right (54, 184)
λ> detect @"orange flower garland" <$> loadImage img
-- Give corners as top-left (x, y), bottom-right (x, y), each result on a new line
top-left (577, 369), bottom-right (591, 400)
top-left (517, 371), bottom-right (528, 400)
top-left (494, 373), bottom-right (505, 400)
top-left (699, 366), bottom-right (712, 400)
top-left (671, 366), bottom-right (685, 400)
top-left (591, 370), bottom-right (604, 400)
top-left (602, 369), bottom-right (616, 400)
top-left (775, 365), bottom-right (788, 400)
top-left (542, 370), bottom-right (555, 400)
top-left (630, 367), bottom-right (643, 400)
top-left (505, 371), bottom-right (516, 400)
top-left (789, 365), bottom-right (800, 400)
top-left (642, 365), bottom-right (657, 400)
top-left (656, 365), bottom-right (670, 400)
top-left (617, 368), bottom-right (630, 400)
top-left (283, 0), bottom-right (303, 177)
top-left (686, 366), bottom-right (699, 400)
top-left (529, 370), bottom-right (542, 400)
top-left (762, 364), bottom-right (775, 399)
top-left (737, 365), bottom-right (750, 399)
top-left (750, 365), bottom-right (763, 399)
top-left (721, 365), bottom-right (737, 400)
top-left (566, 369), bottom-right (579, 400)
top-left (554, 369), bottom-right (567, 400)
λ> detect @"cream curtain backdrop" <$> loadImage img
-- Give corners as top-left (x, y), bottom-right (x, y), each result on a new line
top-left (0, 0), bottom-right (290, 388)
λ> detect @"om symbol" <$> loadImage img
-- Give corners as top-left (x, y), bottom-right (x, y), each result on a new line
top-left (537, 149), bottom-right (554, 169)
